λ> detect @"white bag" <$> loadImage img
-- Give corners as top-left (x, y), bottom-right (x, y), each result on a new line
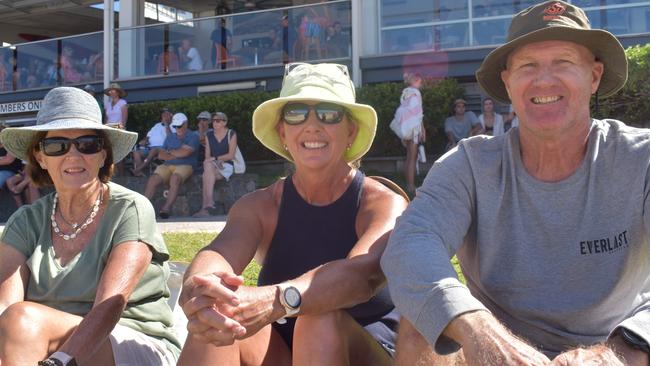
top-left (418, 144), bottom-right (427, 163)
top-left (228, 129), bottom-right (246, 174)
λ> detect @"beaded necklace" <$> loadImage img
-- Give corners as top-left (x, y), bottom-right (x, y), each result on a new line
top-left (50, 186), bottom-right (103, 241)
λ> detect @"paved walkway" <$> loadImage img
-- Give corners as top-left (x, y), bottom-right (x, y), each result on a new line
top-left (0, 215), bottom-right (228, 234)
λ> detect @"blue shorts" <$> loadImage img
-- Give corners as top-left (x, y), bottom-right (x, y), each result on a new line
top-left (0, 170), bottom-right (16, 189)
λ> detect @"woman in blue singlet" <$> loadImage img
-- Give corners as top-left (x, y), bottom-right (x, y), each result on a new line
top-left (177, 63), bottom-right (407, 365)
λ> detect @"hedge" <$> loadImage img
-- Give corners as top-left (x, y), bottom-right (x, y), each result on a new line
top-left (593, 43), bottom-right (650, 128)
top-left (127, 78), bottom-right (464, 161)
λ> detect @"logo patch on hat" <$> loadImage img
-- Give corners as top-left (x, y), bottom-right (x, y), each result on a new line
top-left (543, 2), bottom-right (566, 20)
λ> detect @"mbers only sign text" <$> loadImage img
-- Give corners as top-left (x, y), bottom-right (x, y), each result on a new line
top-left (0, 100), bottom-right (42, 115)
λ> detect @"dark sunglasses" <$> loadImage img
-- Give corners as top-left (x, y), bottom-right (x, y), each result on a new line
top-left (212, 118), bottom-right (226, 123)
top-left (39, 135), bottom-right (104, 157)
top-left (281, 102), bottom-right (347, 125)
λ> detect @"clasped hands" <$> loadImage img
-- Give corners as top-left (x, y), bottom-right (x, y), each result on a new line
top-left (180, 271), bottom-right (283, 346)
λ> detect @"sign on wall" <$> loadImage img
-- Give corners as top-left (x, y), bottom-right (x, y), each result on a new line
top-left (0, 100), bottom-right (42, 115)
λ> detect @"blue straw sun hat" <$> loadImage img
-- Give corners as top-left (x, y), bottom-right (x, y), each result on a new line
top-left (0, 87), bottom-right (138, 162)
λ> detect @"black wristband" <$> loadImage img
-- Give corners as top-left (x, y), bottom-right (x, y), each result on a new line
top-left (38, 359), bottom-right (63, 366)
top-left (618, 327), bottom-right (650, 355)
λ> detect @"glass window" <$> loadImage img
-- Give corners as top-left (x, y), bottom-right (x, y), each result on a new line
top-left (574, 0), bottom-right (647, 7)
top-left (382, 27), bottom-right (434, 53)
top-left (0, 47), bottom-right (14, 92)
top-left (586, 5), bottom-right (650, 35)
top-left (15, 41), bottom-right (58, 91)
top-left (472, 0), bottom-right (516, 17)
top-left (472, 18), bottom-right (510, 46)
top-left (380, 0), bottom-right (435, 27)
top-left (434, 22), bottom-right (469, 49)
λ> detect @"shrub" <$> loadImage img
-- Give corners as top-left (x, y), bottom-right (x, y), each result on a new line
top-left (593, 43), bottom-right (650, 128)
top-left (127, 78), bottom-right (465, 160)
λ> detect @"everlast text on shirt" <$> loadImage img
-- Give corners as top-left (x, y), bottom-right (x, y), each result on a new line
top-left (579, 231), bottom-right (629, 255)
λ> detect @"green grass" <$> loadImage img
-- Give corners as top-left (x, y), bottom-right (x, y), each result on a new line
top-left (164, 232), bottom-right (465, 286)
top-left (163, 232), bottom-right (261, 286)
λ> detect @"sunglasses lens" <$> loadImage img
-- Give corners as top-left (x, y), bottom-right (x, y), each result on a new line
top-left (283, 103), bottom-right (309, 125)
top-left (76, 136), bottom-right (103, 154)
top-left (40, 136), bottom-right (103, 156)
top-left (41, 139), bottom-right (70, 156)
top-left (315, 103), bottom-right (345, 124)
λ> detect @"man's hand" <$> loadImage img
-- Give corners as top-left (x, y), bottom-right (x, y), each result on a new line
top-left (445, 311), bottom-right (551, 366)
top-left (180, 272), bottom-right (246, 346)
top-left (551, 344), bottom-right (624, 365)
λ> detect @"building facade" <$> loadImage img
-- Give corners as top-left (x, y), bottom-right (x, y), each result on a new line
top-left (0, 0), bottom-right (649, 124)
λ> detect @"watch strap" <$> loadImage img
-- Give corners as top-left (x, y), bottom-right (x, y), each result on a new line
top-left (276, 284), bottom-right (300, 321)
top-left (618, 328), bottom-right (650, 354)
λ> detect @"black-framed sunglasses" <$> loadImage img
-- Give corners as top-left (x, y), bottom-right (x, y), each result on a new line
top-left (212, 118), bottom-right (226, 123)
top-left (39, 135), bottom-right (104, 157)
top-left (281, 102), bottom-right (348, 125)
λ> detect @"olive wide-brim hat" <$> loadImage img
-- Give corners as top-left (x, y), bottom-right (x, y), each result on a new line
top-left (476, 0), bottom-right (627, 104)
top-left (252, 63), bottom-right (377, 163)
top-left (0, 87), bottom-right (138, 163)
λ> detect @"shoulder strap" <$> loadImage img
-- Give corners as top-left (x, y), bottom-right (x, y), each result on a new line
top-left (368, 176), bottom-right (410, 202)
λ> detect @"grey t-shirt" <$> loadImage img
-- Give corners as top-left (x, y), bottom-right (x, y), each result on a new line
top-left (382, 119), bottom-right (650, 357)
top-left (444, 112), bottom-right (479, 143)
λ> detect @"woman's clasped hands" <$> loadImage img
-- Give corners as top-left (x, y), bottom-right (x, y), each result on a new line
top-left (181, 271), bottom-right (285, 346)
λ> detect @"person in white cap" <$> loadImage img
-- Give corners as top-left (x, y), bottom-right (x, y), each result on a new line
top-left (131, 107), bottom-right (175, 177)
top-left (382, 1), bottom-right (649, 365)
top-left (143, 112), bottom-right (199, 219)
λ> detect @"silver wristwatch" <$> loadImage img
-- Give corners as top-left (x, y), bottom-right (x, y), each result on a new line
top-left (276, 284), bottom-right (301, 324)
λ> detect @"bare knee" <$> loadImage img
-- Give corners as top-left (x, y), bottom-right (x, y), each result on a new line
top-left (294, 310), bottom-right (347, 345)
top-left (0, 302), bottom-right (47, 342)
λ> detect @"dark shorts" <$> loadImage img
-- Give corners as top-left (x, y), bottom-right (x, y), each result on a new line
top-left (272, 308), bottom-right (399, 358)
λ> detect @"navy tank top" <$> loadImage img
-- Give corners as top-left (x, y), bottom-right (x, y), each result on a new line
top-left (206, 129), bottom-right (234, 165)
top-left (258, 170), bottom-right (394, 346)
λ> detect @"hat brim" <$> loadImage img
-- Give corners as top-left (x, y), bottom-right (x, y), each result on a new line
top-left (476, 27), bottom-right (627, 104)
top-left (103, 88), bottom-right (127, 98)
top-left (0, 119), bottom-right (138, 163)
top-left (253, 95), bottom-right (377, 163)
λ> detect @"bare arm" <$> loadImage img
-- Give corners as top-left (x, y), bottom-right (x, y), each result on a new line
top-left (120, 104), bottom-right (128, 128)
top-left (0, 244), bottom-right (29, 315)
top-left (56, 241), bottom-right (152, 359)
top-left (0, 152), bottom-right (17, 166)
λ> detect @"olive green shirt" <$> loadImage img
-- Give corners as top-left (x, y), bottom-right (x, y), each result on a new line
top-left (0, 182), bottom-right (180, 358)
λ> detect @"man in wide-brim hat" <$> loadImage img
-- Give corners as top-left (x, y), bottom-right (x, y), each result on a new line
top-left (382, 1), bottom-right (650, 365)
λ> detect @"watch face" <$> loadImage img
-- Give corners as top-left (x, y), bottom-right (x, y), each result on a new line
top-left (284, 287), bottom-right (301, 308)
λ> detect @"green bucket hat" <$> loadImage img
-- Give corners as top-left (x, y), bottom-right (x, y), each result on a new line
top-left (252, 62), bottom-right (377, 163)
top-left (476, 0), bottom-right (627, 104)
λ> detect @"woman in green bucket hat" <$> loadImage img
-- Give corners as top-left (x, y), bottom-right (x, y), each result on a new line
top-left (177, 63), bottom-right (407, 365)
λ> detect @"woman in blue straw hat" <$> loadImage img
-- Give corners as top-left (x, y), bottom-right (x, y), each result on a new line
top-left (178, 63), bottom-right (407, 365)
top-left (0, 87), bottom-right (180, 365)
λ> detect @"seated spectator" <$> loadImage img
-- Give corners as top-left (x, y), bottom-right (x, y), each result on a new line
top-left (0, 124), bottom-right (25, 208)
top-left (83, 84), bottom-right (104, 113)
top-left (6, 167), bottom-right (40, 207)
top-left (177, 63), bottom-right (407, 365)
top-left (193, 112), bottom-right (237, 218)
top-left (195, 111), bottom-right (212, 168)
top-left (131, 107), bottom-right (175, 177)
top-left (382, 2), bottom-right (650, 365)
top-left (478, 97), bottom-right (505, 136)
top-left (178, 38), bottom-right (203, 72)
top-left (60, 47), bottom-right (82, 84)
top-left (504, 104), bottom-right (520, 132)
top-left (144, 112), bottom-right (199, 219)
top-left (157, 45), bottom-right (180, 74)
top-left (0, 86), bottom-right (180, 365)
top-left (444, 98), bottom-right (481, 150)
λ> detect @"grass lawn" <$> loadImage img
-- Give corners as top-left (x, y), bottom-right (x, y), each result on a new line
top-left (164, 232), bottom-right (465, 286)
